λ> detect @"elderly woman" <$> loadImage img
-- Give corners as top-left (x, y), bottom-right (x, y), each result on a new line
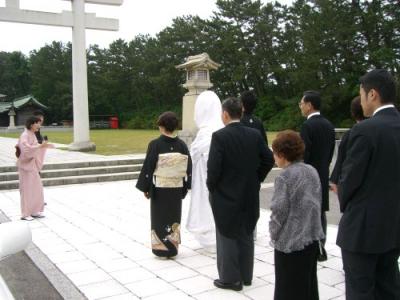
top-left (270, 130), bottom-right (324, 300)
top-left (136, 111), bottom-right (192, 258)
top-left (186, 90), bottom-right (224, 250)
top-left (17, 116), bottom-right (54, 221)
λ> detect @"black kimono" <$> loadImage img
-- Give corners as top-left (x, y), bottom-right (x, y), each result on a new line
top-left (136, 135), bottom-right (192, 257)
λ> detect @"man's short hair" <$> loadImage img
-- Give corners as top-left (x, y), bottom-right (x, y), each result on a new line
top-left (350, 96), bottom-right (365, 121)
top-left (303, 91), bottom-right (321, 110)
top-left (156, 111), bottom-right (179, 132)
top-left (222, 97), bottom-right (243, 119)
top-left (240, 90), bottom-right (257, 114)
top-left (359, 69), bottom-right (396, 104)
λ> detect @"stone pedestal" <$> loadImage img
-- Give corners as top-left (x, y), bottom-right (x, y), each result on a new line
top-left (180, 83), bottom-right (211, 144)
top-left (182, 80), bottom-right (214, 127)
top-left (7, 109), bottom-right (16, 130)
top-left (178, 129), bottom-right (197, 146)
top-left (68, 140), bottom-right (96, 152)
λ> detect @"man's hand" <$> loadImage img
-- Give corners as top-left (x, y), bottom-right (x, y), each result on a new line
top-left (144, 192), bottom-right (150, 199)
top-left (330, 183), bottom-right (338, 194)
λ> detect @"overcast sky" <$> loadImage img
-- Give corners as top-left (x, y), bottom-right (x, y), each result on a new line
top-left (0, 0), bottom-right (293, 54)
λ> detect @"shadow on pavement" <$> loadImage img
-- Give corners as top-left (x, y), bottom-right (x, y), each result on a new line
top-left (0, 251), bottom-right (63, 300)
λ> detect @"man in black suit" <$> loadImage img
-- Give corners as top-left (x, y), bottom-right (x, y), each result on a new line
top-left (240, 90), bottom-right (268, 144)
top-left (338, 69), bottom-right (400, 299)
top-left (207, 97), bottom-right (274, 291)
top-left (299, 91), bottom-right (335, 252)
top-left (330, 96), bottom-right (366, 193)
top-left (240, 90), bottom-right (268, 241)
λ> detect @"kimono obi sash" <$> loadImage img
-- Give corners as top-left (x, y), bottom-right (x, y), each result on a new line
top-left (154, 152), bottom-right (188, 188)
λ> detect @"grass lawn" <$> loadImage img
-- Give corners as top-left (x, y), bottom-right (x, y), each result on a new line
top-left (1, 129), bottom-right (278, 155)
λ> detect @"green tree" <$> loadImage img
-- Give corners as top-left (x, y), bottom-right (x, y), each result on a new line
top-left (0, 51), bottom-right (31, 98)
top-left (30, 41), bottom-right (72, 123)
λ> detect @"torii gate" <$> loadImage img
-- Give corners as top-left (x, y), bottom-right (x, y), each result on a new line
top-left (0, 0), bottom-right (123, 151)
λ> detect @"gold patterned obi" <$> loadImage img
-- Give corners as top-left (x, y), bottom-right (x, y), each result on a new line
top-left (153, 153), bottom-right (188, 188)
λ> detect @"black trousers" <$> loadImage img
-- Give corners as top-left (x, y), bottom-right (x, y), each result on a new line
top-left (216, 225), bottom-right (254, 283)
top-left (274, 241), bottom-right (319, 300)
top-left (321, 211), bottom-right (327, 245)
top-left (341, 248), bottom-right (400, 300)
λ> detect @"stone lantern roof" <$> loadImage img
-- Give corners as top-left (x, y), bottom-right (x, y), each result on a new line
top-left (176, 53), bottom-right (221, 71)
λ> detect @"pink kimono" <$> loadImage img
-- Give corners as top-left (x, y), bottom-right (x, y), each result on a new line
top-left (17, 129), bottom-right (47, 217)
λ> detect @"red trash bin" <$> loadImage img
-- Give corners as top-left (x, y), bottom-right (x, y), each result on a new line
top-left (109, 116), bottom-right (119, 129)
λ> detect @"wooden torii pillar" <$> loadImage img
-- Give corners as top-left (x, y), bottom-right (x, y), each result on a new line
top-left (0, 0), bottom-right (123, 151)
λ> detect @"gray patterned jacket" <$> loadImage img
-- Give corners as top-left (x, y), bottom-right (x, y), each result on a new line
top-left (269, 162), bottom-right (325, 253)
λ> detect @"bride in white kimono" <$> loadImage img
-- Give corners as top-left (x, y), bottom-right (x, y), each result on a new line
top-left (186, 90), bottom-right (224, 250)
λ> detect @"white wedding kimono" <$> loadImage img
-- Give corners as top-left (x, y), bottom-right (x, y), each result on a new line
top-left (186, 91), bottom-right (224, 248)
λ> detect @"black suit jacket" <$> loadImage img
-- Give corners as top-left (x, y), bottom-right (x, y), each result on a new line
top-left (300, 114), bottom-right (335, 211)
top-left (206, 122), bottom-right (274, 238)
top-left (240, 113), bottom-right (268, 145)
top-left (330, 129), bottom-right (351, 184)
top-left (337, 107), bottom-right (400, 253)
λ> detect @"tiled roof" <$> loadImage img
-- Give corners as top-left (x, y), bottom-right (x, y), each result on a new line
top-left (0, 95), bottom-right (47, 113)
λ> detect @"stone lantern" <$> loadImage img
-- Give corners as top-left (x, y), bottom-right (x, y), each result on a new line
top-left (8, 103), bottom-right (16, 130)
top-left (176, 53), bottom-right (220, 144)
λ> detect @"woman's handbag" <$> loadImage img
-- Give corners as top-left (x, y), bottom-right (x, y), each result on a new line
top-left (15, 145), bottom-right (21, 158)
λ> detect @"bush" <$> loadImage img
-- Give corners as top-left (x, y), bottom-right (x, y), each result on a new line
top-left (263, 98), bottom-right (304, 131)
top-left (123, 105), bottom-right (182, 129)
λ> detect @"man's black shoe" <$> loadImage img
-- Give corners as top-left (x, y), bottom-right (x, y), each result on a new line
top-left (317, 252), bottom-right (328, 262)
top-left (243, 281), bottom-right (252, 286)
top-left (317, 242), bottom-right (328, 262)
top-left (213, 279), bottom-right (242, 291)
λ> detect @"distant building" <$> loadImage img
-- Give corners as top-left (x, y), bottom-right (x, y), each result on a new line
top-left (0, 95), bottom-right (47, 127)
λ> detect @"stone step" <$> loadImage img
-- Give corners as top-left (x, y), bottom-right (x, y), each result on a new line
top-left (0, 171), bottom-right (140, 190)
top-left (0, 158), bottom-right (145, 173)
top-left (0, 164), bottom-right (142, 181)
top-left (0, 164), bottom-right (280, 191)
top-left (264, 168), bottom-right (280, 184)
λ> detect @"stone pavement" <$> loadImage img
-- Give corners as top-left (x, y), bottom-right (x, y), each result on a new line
top-left (0, 181), bottom-right (346, 300)
top-left (0, 136), bottom-right (347, 299)
top-left (0, 137), bottom-right (145, 166)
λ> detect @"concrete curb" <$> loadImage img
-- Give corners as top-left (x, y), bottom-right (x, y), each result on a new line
top-left (0, 212), bottom-right (87, 300)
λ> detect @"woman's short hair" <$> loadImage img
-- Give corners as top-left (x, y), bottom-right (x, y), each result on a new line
top-left (272, 130), bottom-right (305, 162)
top-left (25, 116), bottom-right (41, 130)
top-left (350, 96), bottom-right (365, 121)
top-left (157, 111), bottom-right (179, 133)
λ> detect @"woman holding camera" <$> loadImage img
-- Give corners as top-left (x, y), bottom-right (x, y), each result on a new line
top-left (17, 116), bottom-right (54, 221)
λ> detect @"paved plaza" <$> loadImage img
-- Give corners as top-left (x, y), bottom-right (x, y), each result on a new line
top-left (0, 137), bottom-right (144, 166)
top-left (0, 181), bottom-right (346, 300)
top-left (0, 136), bottom-right (348, 299)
